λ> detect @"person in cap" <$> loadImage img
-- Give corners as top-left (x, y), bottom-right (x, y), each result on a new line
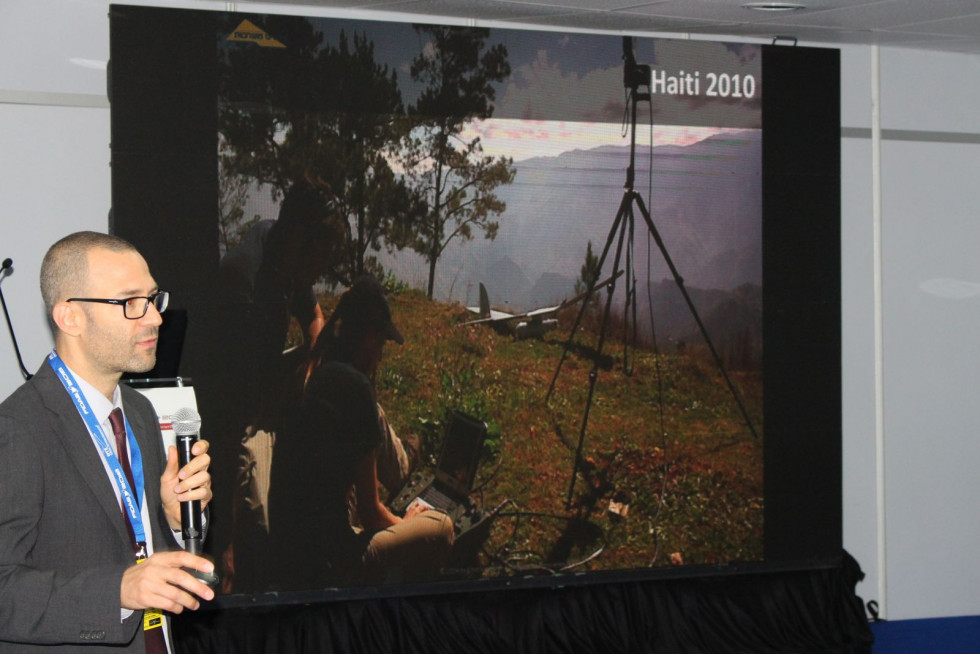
top-left (262, 274), bottom-right (453, 589)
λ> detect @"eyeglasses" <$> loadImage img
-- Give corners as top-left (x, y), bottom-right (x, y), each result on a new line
top-left (66, 291), bottom-right (170, 320)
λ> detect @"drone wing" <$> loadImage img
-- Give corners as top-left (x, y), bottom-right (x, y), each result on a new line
top-left (460, 270), bottom-right (623, 327)
top-left (462, 283), bottom-right (517, 325)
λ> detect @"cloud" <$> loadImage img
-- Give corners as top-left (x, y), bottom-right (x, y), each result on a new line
top-left (496, 50), bottom-right (623, 122)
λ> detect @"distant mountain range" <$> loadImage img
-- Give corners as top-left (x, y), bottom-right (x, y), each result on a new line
top-left (381, 129), bottom-right (761, 362)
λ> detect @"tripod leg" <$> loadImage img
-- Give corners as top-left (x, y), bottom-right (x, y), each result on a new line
top-left (564, 200), bottom-right (632, 508)
top-left (622, 202), bottom-right (639, 376)
top-left (632, 192), bottom-right (760, 440)
top-left (546, 192), bottom-right (631, 402)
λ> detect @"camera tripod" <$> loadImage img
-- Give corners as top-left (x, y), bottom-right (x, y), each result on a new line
top-left (546, 38), bottom-right (759, 508)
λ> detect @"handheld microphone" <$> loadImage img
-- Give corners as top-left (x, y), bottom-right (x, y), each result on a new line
top-left (171, 407), bottom-right (219, 588)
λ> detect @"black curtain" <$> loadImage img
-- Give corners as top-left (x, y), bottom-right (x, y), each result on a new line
top-left (175, 551), bottom-right (872, 653)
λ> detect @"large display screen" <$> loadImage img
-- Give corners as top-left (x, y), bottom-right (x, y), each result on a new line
top-left (109, 4), bottom-right (840, 606)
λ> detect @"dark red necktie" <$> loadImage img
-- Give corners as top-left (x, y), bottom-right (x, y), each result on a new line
top-left (108, 408), bottom-right (168, 654)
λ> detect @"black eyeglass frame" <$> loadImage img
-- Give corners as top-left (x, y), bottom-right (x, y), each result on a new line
top-left (65, 291), bottom-right (170, 320)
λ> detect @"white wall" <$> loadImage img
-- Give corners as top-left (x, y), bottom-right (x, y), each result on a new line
top-left (2, 0), bottom-right (978, 622)
top-left (0, 102), bottom-right (109, 374)
top-left (875, 48), bottom-right (980, 619)
top-left (838, 44), bottom-right (879, 616)
top-left (835, 45), bottom-right (980, 620)
top-left (0, 0), bottom-right (114, 383)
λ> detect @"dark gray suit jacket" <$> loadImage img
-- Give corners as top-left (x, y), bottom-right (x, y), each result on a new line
top-left (0, 360), bottom-right (180, 652)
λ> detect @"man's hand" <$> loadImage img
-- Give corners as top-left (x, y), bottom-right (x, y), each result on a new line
top-left (404, 499), bottom-right (432, 520)
top-left (161, 440), bottom-right (212, 531)
top-left (120, 551), bottom-right (215, 613)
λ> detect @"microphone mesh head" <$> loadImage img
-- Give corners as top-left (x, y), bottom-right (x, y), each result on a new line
top-left (172, 407), bottom-right (202, 436)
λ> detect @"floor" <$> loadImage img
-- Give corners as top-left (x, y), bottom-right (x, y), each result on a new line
top-left (869, 615), bottom-right (980, 653)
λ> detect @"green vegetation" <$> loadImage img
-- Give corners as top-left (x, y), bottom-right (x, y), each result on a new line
top-left (319, 286), bottom-right (764, 577)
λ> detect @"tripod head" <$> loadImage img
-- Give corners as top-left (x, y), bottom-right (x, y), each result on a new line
top-left (622, 37), bottom-right (651, 93)
top-left (620, 37), bottom-right (651, 191)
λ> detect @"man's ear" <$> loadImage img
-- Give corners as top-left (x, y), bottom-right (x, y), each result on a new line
top-left (52, 301), bottom-right (83, 337)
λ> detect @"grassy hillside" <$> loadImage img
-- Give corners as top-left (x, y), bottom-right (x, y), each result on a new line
top-left (319, 285), bottom-right (764, 577)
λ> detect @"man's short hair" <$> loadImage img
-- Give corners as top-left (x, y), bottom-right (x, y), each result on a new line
top-left (40, 231), bottom-right (138, 315)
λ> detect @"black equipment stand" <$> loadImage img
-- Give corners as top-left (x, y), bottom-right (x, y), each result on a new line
top-left (546, 38), bottom-right (759, 509)
top-left (0, 259), bottom-right (32, 381)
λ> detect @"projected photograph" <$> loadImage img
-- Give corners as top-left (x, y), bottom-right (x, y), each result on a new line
top-left (205, 14), bottom-right (764, 595)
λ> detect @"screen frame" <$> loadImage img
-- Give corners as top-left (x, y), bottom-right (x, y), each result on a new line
top-left (108, 3), bottom-right (841, 608)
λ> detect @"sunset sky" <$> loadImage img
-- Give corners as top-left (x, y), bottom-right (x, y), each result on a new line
top-left (461, 119), bottom-right (735, 162)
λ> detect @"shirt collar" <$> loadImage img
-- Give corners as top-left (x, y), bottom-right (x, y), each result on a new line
top-left (63, 362), bottom-right (122, 425)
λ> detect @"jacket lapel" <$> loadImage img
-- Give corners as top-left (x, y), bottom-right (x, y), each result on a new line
top-left (33, 363), bottom-right (135, 548)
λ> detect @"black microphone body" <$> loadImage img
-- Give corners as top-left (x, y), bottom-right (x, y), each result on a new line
top-left (172, 407), bottom-right (219, 588)
top-left (176, 431), bottom-right (204, 551)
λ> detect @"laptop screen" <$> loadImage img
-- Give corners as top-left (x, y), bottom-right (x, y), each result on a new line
top-left (433, 411), bottom-right (488, 494)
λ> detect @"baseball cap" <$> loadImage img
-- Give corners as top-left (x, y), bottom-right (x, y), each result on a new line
top-left (334, 274), bottom-right (404, 344)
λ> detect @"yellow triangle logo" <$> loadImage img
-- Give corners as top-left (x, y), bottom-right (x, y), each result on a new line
top-left (227, 19), bottom-right (286, 48)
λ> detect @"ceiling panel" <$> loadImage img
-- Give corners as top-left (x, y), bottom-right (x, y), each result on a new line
top-left (624, 0), bottom-right (881, 23)
top-left (754, 0), bottom-right (980, 30)
top-left (200, 0), bottom-right (980, 54)
top-left (507, 11), bottom-right (735, 34)
top-left (359, 0), bottom-right (575, 21)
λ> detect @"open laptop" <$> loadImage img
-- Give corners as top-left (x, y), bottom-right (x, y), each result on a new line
top-left (388, 410), bottom-right (488, 524)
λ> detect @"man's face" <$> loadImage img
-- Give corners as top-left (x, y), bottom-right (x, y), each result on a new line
top-left (76, 248), bottom-right (163, 377)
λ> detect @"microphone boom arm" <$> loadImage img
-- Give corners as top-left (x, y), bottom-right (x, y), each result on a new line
top-left (0, 259), bottom-right (33, 380)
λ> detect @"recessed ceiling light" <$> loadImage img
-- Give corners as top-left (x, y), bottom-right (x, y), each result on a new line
top-left (742, 2), bottom-right (806, 11)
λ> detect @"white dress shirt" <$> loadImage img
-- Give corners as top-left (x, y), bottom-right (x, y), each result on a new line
top-left (67, 366), bottom-right (175, 653)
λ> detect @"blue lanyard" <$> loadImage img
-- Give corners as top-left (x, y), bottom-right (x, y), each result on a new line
top-left (47, 350), bottom-right (147, 545)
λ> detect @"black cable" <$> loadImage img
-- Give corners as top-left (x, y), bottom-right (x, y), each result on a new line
top-left (0, 260), bottom-right (33, 381)
top-left (476, 506), bottom-right (607, 575)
